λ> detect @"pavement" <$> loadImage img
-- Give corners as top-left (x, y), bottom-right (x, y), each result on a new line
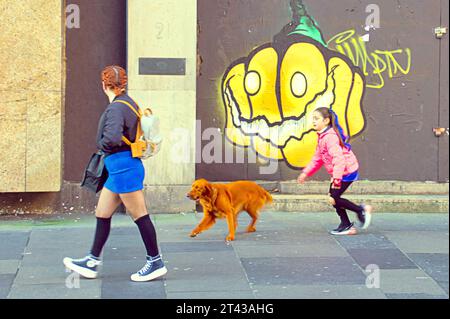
top-left (0, 211), bottom-right (448, 299)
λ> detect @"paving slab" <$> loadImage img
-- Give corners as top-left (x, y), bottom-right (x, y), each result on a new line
top-left (407, 253), bottom-right (449, 294)
top-left (20, 248), bottom-right (86, 268)
top-left (13, 265), bottom-right (70, 285)
top-left (160, 241), bottom-right (233, 253)
top-left (251, 284), bottom-right (387, 299)
top-left (101, 275), bottom-right (166, 299)
top-left (0, 232), bottom-right (29, 260)
top-left (378, 269), bottom-right (448, 296)
top-left (384, 293), bottom-right (449, 299)
top-left (367, 214), bottom-right (449, 232)
top-left (8, 281), bottom-right (102, 299)
top-left (347, 249), bottom-right (418, 269)
top-left (0, 274), bottom-right (15, 298)
top-left (241, 257), bottom-right (367, 286)
top-left (162, 251), bottom-right (251, 293)
top-left (25, 228), bottom-right (94, 250)
top-left (233, 243), bottom-right (348, 258)
top-left (153, 213), bottom-right (198, 225)
top-left (0, 260), bottom-right (20, 275)
top-left (383, 231), bottom-right (449, 254)
top-left (156, 228), bottom-right (215, 243)
top-left (102, 246), bottom-right (146, 261)
top-left (166, 290), bottom-right (256, 299)
top-left (232, 229), bottom-right (341, 246)
top-left (334, 233), bottom-right (398, 250)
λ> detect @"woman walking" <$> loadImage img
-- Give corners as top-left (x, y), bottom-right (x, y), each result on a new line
top-left (63, 65), bottom-right (167, 282)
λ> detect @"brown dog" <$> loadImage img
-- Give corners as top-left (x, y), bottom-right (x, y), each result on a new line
top-left (186, 179), bottom-right (273, 241)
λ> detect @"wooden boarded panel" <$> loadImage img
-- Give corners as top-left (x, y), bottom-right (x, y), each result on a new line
top-left (0, 93), bottom-right (27, 192)
top-left (198, 0), bottom-right (442, 182)
top-left (0, 0), bottom-right (63, 192)
top-left (26, 91), bottom-right (62, 191)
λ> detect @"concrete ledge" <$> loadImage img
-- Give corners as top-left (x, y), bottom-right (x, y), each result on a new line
top-left (0, 181), bottom-right (448, 215)
top-left (278, 181), bottom-right (449, 195)
top-left (272, 194), bottom-right (449, 213)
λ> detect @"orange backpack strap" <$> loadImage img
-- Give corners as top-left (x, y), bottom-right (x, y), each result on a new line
top-left (115, 100), bottom-right (143, 145)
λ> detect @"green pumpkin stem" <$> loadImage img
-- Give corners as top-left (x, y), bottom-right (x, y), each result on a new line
top-left (288, 0), bottom-right (327, 47)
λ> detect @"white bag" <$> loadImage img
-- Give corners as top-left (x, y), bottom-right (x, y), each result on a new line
top-left (140, 108), bottom-right (163, 159)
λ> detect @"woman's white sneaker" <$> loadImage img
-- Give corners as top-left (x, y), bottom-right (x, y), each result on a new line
top-left (131, 255), bottom-right (168, 282)
top-left (63, 255), bottom-right (101, 279)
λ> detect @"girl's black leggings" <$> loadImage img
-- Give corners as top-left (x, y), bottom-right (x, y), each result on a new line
top-left (328, 181), bottom-right (363, 224)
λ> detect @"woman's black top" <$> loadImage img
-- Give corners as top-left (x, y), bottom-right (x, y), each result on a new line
top-left (96, 94), bottom-right (140, 157)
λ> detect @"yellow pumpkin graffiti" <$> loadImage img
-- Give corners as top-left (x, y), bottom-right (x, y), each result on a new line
top-left (221, 3), bottom-right (366, 169)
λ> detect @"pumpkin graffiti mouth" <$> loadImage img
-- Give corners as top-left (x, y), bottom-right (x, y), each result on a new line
top-left (225, 84), bottom-right (311, 148)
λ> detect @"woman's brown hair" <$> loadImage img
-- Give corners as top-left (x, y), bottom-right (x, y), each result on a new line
top-left (101, 65), bottom-right (127, 96)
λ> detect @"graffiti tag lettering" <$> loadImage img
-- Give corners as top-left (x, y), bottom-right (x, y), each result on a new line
top-left (328, 30), bottom-right (412, 89)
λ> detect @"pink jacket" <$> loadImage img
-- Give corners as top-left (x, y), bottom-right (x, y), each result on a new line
top-left (303, 127), bottom-right (359, 180)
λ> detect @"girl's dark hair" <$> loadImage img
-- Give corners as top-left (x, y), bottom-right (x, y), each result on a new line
top-left (314, 107), bottom-right (351, 150)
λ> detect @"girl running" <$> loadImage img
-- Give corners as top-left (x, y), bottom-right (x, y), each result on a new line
top-left (297, 107), bottom-right (373, 235)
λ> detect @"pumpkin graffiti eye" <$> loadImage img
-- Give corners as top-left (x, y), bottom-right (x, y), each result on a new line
top-left (291, 72), bottom-right (307, 98)
top-left (245, 71), bottom-right (261, 95)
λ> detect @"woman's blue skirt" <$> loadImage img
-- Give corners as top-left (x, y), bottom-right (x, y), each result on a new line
top-left (104, 151), bottom-right (144, 194)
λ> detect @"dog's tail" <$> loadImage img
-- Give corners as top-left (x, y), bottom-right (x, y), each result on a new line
top-left (262, 188), bottom-right (273, 205)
